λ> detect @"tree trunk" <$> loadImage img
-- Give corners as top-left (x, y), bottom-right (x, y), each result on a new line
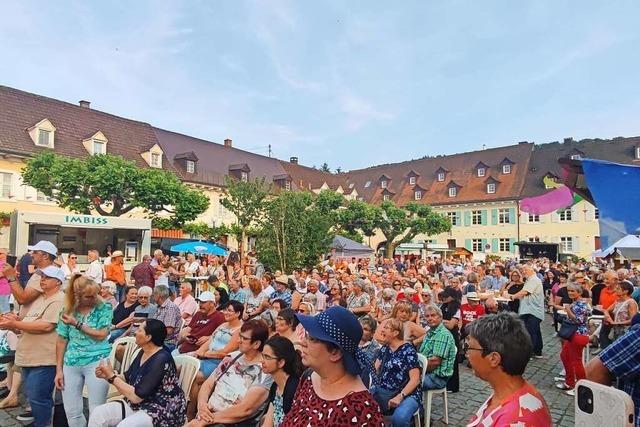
top-left (239, 229), bottom-right (246, 262)
top-left (385, 241), bottom-right (398, 259)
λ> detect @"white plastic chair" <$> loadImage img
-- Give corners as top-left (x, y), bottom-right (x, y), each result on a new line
top-left (106, 337), bottom-right (140, 401)
top-left (415, 353), bottom-right (428, 427)
top-left (174, 354), bottom-right (201, 403)
top-left (419, 352), bottom-right (449, 427)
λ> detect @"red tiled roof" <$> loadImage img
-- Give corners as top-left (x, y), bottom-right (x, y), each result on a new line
top-left (0, 85), bottom-right (173, 171)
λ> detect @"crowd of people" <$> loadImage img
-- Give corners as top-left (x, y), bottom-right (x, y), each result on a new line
top-left (0, 241), bottom-right (639, 426)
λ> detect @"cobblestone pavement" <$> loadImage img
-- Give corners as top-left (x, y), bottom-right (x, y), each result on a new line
top-left (0, 314), bottom-right (575, 426)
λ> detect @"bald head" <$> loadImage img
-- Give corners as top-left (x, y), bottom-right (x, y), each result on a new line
top-left (603, 271), bottom-right (619, 288)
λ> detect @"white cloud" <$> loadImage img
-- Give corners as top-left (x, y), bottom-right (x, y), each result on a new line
top-left (339, 93), bottom-right (394, 131)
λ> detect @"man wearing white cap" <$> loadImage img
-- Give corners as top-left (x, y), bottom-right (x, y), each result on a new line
top-left (0, 265), bottom-right (65, 427)
top-left (5, 241), bottom-right (58, 316)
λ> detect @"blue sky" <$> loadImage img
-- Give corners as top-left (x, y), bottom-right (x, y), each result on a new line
top-left (2, 1), bottom-right (640, 171)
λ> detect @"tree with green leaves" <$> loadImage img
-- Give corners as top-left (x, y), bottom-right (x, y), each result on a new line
top-left (220, 176), bottom-right (270, 260)
top-left (257, 191), bottom-right (333, 272)
top-left (21, 151), bottom-right (209, 226)
top-left (335, 199), bottom-right (382, 243)
top-left (320, 162), bottom-right (331, 173)
top-left (376, 201), bottom-right (451, 258)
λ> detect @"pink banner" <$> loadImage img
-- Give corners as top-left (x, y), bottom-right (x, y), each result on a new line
top-left (520, 186), bottom-right (574, 215)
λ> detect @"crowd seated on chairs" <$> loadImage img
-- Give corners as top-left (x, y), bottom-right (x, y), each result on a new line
top-left (4, 242), bottom-right (640, 426)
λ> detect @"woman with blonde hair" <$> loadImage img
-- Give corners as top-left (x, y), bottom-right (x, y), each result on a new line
top-left (55, 274), bottom-right (113, 427)
top-left (388, 301), bottom-right (426, 347)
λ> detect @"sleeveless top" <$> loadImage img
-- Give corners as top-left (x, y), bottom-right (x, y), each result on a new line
top-left (208, 324), bottom-right (240, 352)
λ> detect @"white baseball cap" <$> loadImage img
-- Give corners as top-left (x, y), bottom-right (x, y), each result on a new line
top-left (38, 265), bottom-right (66, 283)
top-left (27, 240), bottom-right (58, 256)
top-left (196, 291), bottom-right (216, 303)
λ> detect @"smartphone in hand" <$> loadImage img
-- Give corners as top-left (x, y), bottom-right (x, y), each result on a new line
top-left (6, 255), bottom-right (17, 268)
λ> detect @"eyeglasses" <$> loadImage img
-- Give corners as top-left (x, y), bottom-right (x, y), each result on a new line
top-left (138, 296), bottom-right (149, 300)
top-left (238, 333), bottom-right (252, 342)
top-left (463, 341), bottom-right (485, 354)
top-left (262, 353), bottom-right (279, 361)
top-left (303, 331), bottom-right (320, 343)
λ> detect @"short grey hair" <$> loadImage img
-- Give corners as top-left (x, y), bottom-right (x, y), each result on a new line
top-left (423, 303), bottom-right (443, 317)
top-left (359, 315), bottom-right (378, 333)
top-left (566, 283), bottom-right (583, 293)
top-left (138, 286), bottom-right (153, 297)
top-left (467, 272), bottom-right (478, 284)
top-left (180, 282), bottom-right (193, 291)
top-left (153, 285), bottom-right (170, 300)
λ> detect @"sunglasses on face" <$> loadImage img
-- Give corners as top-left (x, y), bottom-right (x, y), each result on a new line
top-left (70, 256), bottom-right (78, 259)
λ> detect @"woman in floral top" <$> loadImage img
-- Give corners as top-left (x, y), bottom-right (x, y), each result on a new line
top-left (55, 274), bottom-right (113, 427)
top-left (556, 283), bottom-right (591, 395)
top-left (372, 318), bottom-right (422, 427)
top-left (90, 319), bottom-right (186, 426)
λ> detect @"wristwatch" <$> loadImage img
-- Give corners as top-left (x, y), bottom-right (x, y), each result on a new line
top-left (107, 374), bottom-right (117, 384)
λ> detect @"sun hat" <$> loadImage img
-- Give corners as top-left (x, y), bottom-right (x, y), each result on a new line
top-left (296, 306), bottom-right (367, 376)
top-left (111, 250), bottom-right (124, 258)
top-left (28, 240), bottom-right (58, 256)
top-left (467, 291), bottom-right (480, 300)
top-left (38, 265), bottom-right (66, 283)
top-left (196, 291), bottom-right (215, 303)
top-left (275, 275), bottom-right (289, 285)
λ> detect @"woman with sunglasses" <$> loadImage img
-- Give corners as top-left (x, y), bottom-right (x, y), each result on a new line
top-left (55, 274), bottom-right (113, 426)
top-left (326, 282), bottom-right (345, 308)
top-left (504, 270), bottom-right (524, 313)
top-left (61, 251), bottom-right (81, 281)
top-left (261, 336), bottom-right (303, 427)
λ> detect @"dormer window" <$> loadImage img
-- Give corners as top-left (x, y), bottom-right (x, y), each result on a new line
top-left (448, 187), bottom-right (457, 197)
top-left (414, 190), bottom-right (422, 200)
top-left (186, 160), bottom-right (195, 173)
top-left (383, 194), bottom-right (390, 201)
top-left (381, 180), bottom-right (388, 189)
top-left (409, 176), bottom-right (416, 185)
top-left (477, 167), bottom-right (485, 177)
top-left (28, 118), bottom-right (56, 148)
top-left (437, 172), bottom-right (445, 182)
top-left (82, 131), bottom-right (108, 156)
top-left (502, 164), bottom-right (511, 174)
top-left (487, 183), bottom-right (496, 194)
top-left (241, 171), bottom-right (248, 182)
top-left (570, 154), bottom-right (581, 160)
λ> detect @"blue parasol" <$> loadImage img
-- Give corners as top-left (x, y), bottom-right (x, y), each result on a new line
top-left (170, 240), bottom-right (227, 256)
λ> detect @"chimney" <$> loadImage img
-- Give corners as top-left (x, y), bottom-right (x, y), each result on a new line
top-left (518, 140), bottom-right (528, 145)
top-left (563, 137), bottom-right (573, 144)
top-left (224, 139), bottom-right (232, 148)
top-left (79, 100), bottom-right (91, 108)
top-left (290, 156), bottom-right (298, 164)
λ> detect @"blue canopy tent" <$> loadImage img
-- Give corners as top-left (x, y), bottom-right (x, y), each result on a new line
top-left (170, 240), bottom-right (227, 256)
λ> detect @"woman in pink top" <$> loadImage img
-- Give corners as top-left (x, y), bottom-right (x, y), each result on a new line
top-left (465, 312), bottom-right (552, 426)
top-left (0, 249), bottom-right (11, 313)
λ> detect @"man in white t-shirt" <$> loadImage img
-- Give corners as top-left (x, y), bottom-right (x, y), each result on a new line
top-left (510, 264), bottom-right (545, 358)
top-left (191, 320), bottom-right (273, 425)
top-left (85, 249), bottom-right (103, 283)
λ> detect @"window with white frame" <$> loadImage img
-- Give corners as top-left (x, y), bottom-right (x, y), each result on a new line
top-left (447, 211), bottom-right (459, 226)
top-left (477, 167), bottom-right (485, 177)
top-left (285, 181), bottom-right (291, 191)
top-left (381, 180), bottom-right (387, 189)
top-left (471, 210), bottom-right (482, 225)
top-left (560, 236), bottom-right (574, 252)
top-left (528, 237), bottom-right (540, 242)
top-left (186, 160), bottom-right (195, 173)
top-left (383, 194), bottom-right (390, 201)
top-left (150, 153), bottom-right (161, 167)
top-left (487, 183), bottom-right (496, 194)
top-left (36, 190), bottom-right (53, 202)
top-left (1, 173), bottom-right (11, 198)
top-left (414, 190), bottom-right (422, 200)
top-left (93, 140), bottom-right (106, 155)
top-left (498, 208), bottom-right (510, 224)
top-left (409, 176), bottom-right (416, 185)
top-left (502, 164), bottom-right (511, 174)
top-left (528, 214), bottom-right (540, 223)
top-left (448, 186), bottom-right (456, 197)
top-left (437, 172), bottom-right (445, 182)
top-left (364, 181), bottom-right (371, 188)
top-left (499, 238), bottom-right (510, 252)
top-left (241, 171), bottom-right (248, 182)
top-left (472, 239), bottom-right (483, 252)
top-left (37, 129), bottom-right (52, 147)
top-left (594, 208), bottom-right (599, 219)
top-left (559, 208), bottom-right (572, 221)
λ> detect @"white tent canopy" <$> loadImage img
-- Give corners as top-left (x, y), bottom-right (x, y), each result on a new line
top-left (594, 234), bottom-right (640, 257)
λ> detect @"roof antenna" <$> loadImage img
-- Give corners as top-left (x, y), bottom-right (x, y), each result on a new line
top-left (482, 144), bottom-right (486, 150)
